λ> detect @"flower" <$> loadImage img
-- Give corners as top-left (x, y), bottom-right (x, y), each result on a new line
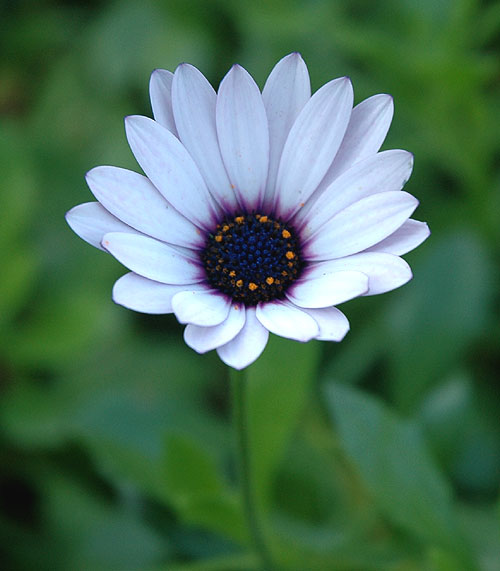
top-left (66, 53), bottom-right (429, 369)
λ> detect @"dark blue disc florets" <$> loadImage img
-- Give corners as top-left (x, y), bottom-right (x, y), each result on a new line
top-left (202, 213), bottom-right (303, 306)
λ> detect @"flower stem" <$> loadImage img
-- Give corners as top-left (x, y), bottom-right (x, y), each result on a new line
top-left (230, 368), bottom-right (274, 571)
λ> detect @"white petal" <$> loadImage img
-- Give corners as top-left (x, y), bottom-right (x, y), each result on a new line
top-left (304, 253), bottom-right (412, 295)
top-left (303, 191), bottom-right (419, 261)
top-left (301, 307), bottom-right (350, 341)
top-left (286, 270), bottom-right (368, 308)
top-left (66, 202), bottom-right (138, 251)
top-left (184, 303), bottom-right (246, 353)
top-left (102, 232), bottom-right (204, 284)
top-left (217, 307), bottom-right (269, 370)
top-left (172, 64), bottom-right (239, 212)
top-left (262, 53), bottom-right (310, 208)
top-left (366, 219), bottom-right (430, 256)
top-left (256, 300), bottom-right (319, 342)
top-left (321, 93), bottom-right (394, 186)
top-left (171, 290), bottom-right (231, 326)
top-left (112, 272), bottom-right (207, 314)
top-left (86, 166), bottom-right (205, 249)
top-left (295, 150), bottom-right (413, 233)
top-left (274, 77), bottom-right (353, 219)
top-left (149, 69), bottom-right (178, 135)
top-left (125, 115), bottom-right (220, 229)
top-left (216, 65), bottom-right (269, 211)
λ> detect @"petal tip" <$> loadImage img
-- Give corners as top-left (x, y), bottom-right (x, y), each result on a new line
top-left (124, 114), bottom-right (144, 129)
top-left (123, 115), bottom-right (135, 131)
top-left (421, 221), bottom-right (431, 239)
top-left (226, 63), bottom-right (250, 81)
top-left (377, 92), bottom-right (394, 104)
top-left (360, 273), bottom-right (371, 296)
top-left (337, 76), bottom-right (353, 88)
top-left (375, 93), bottom-right (395, 113)
top-left (100, 230), bottom-right (121, 252)
top-left (338, 324), bottom-right (350, 342)
top-left (100, 237), bottom-right (111, 251)
top-left (111, 284), bottom-right (123, 307)
top-left (84, 166), bottom-right (101, 183)
top-left (335, 76), bottom-right (354, 97)
top-left (229, 361), bottom-right (248, 371)
top-left (64, 207), bottom-right (74, 223)
top-left (174, 62), bottom-right (193, 74)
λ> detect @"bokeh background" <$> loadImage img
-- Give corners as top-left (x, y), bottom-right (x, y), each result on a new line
top-left (1, 1), bottom-right (499, 569)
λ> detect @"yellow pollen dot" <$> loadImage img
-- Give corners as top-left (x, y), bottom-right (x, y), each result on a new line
top-left (255, 214), bottom-right (261, 219)
top-left (288, 262), bottom-right (293, 267)
top-left (229, 270), bottom-right (236, 277)
top-left (275, 279), bottom-right (281, 285)
top-left (281, 270), bottom-right (288, 276)
top-left (259, 216), bottom-right (268, 223)
top-left (282, 230), bottom-right (291, 239)
top-left (248, 282), bottom-right (258, 291)
top-left (215, 235), bottom-right (222, 242)
top-left (266, 277), bottom-right (274, 285)
top-left (222, 225), bottom-right (230, 232)
top-left (236, 280), bottom-right (243, 288)
top-left (235, 216), bottom-right (244, 224)
top-left (286, 251), bottom-right (295, 260)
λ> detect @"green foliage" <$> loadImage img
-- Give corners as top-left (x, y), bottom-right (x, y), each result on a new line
top-left (325, 384), bottom-right (473, 568)
top-left (246, 336), bottom-right (321, 513)
top-left (1, 0), bottom-right (499, 569)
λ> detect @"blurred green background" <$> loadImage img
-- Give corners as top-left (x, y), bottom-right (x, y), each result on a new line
top-left (1, 0), bottom-right (499, 569)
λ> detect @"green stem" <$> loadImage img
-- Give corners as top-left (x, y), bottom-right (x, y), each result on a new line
top-left (230, 368), bottom-right (274, 571)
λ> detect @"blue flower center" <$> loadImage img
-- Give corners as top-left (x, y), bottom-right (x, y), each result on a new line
top-left (202, 213), bottom-right (303, 306)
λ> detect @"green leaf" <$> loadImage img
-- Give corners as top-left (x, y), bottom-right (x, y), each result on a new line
top-left (385, 231), bottom-right (495, 410)
top-left (179, 493), bottom-right (247, 545)
top-left (7, 286), bottom-right (122, 368)
top-left (160, 430), bottom-right (245, 543)
top-left (163, 434), bottom-right (223, 500)
top-left (0, 380), bottom-right (72, 449)
top-left (160, 552), bottom-right (258, 571)
top-left (427, 546), bottom-right (469, 571)
top-left (325, 383), bottom-right (476, 567)
top-left (458, 503), bottom-right (500, 571)
top-left (245, 335), bottom-right (321, 512)
top-left (61, 338), bottom-right (226, 500)
top-left (83, 0), bottom-right (212, 92)
top-left (42, 472), bottom-right (167, 570)
top-left (0, 250), bottom-right (37, 329)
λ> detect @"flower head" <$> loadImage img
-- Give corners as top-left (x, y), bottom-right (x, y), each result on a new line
top-left (66, 53), bottom-right (429, 369)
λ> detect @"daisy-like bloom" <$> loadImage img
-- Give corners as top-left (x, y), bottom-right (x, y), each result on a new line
top-left (66, 53), bottom-right (429, 369)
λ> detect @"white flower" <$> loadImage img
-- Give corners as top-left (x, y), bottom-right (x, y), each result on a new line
top-left (66, 53), bottom-right (429, 369)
